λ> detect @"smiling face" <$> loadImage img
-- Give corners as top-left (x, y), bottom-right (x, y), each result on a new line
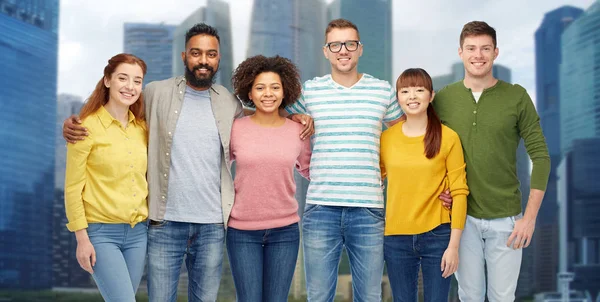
top-left (459, 34), bottom-right (498, 79)
top-left (103, 63), bottom-right (144, 108)
top-left (323, 27), bottom-right (363, 74)
top-left (182, 34), bottom-right (220, 89)
top-left (249, 72), bottom-right (284, 114)
top-left (397, 86), bottom-right (434, 118)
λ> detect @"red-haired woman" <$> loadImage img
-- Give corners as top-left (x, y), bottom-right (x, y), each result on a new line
top-left (64, 53), bottom-right (148, 301)
top-left (380, 68), bottom-right (469, 302)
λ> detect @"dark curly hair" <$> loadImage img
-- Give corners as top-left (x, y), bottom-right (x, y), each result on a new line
top-left (232, 55), bottom-right (301, 109)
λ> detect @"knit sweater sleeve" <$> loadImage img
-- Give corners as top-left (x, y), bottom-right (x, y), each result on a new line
top-left (516, 85), bottom-right (551, 191)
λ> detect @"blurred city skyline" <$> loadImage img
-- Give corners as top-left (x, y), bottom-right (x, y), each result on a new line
top-left (58, 0), bottom-right (595, 103)
top-left (2, 0), bottom-right (600, 301)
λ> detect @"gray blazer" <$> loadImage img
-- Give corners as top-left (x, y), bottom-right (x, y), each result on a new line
top-left (144, 76), bottom-right (243, 227)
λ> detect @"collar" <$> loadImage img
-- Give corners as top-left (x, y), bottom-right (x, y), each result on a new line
top-left (97, 105), bottom-right (137, 129)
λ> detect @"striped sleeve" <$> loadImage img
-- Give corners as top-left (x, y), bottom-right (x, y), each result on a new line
top-left (285, 87), bottom-right (308, 115)
top-left (383, 86), bottom-right (402, 123)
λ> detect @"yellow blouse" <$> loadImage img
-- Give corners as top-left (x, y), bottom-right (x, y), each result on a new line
top-left (64, 106), bottom-right (148, 231)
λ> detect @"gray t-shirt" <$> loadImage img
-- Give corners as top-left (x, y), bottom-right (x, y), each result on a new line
top-left (164, 86), bottom-right (223, 223)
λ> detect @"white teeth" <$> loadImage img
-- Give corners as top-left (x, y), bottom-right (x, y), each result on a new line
top-left (407, 102), bottom-right (420, 109)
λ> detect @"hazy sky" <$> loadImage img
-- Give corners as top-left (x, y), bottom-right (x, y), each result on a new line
top-left (58, 0), bottom-right (595, 103)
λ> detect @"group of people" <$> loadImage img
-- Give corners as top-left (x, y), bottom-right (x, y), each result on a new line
top-left (63, 18), bottom-right (550, 302)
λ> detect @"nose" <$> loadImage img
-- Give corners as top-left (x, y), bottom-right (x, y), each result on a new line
top-left (197, 53), bottom-right (207, 65)
top-left (125, 78), bottom-right (134, 89)
top-left (338, 44), bottom-right (349, 54)
top-left (264, 87), bottom-right (274, 96)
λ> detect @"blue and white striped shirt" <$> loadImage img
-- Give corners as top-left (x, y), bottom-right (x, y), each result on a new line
top-left (286, 74), bottom-right (402, 208)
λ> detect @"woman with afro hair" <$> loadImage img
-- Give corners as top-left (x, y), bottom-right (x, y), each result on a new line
top-left (226, 55), bottom-right (311, 301)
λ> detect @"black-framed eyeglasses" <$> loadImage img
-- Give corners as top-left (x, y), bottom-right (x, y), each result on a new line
top-left (324, 40), bottom-right (361, 53)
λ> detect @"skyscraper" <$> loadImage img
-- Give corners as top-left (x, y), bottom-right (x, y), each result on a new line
top-left (327, 0), bottom-right (392, 82)
top-left (533, 5), bottom-right (583, 294)
top-left (247, 0), bottom-right (326, 82)
top-left (124, 23), bottom-right (176, 86)
top-left (172, 0), bottom-right (233, 91)
top-left (558, 2), bottom-right (600, 298)
top-left (0, 0), bottom-right (59, 289)
top-left (560, 2), bottom-right (600, 154)
top-left (557, 138), bottom-right (600, 299)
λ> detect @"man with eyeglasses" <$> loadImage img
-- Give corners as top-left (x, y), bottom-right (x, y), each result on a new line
top-left (285, 18), bottom-right (451, 302)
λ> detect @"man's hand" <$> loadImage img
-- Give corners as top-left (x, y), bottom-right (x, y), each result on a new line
top-left (507, 217), bottom-right (535, 249)
top-left (63, 115), bottom-right (87, 143)
top-left (289, 114), bottom-right (314, 140)
top-left (439, 190), bottom-right (452, 209)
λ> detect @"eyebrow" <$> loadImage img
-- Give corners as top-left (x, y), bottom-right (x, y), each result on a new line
top-left (464, 44), bottom-right (493, 48)
top-left (189, 48), bottom-right (218, 52)
top-left (116, 73), bottom-right (143, 79)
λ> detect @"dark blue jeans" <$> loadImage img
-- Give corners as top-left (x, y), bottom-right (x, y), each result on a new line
top-left (384, 223), bottom-right (452, 302)
top-left (226, 223), bottom-right (299, 302)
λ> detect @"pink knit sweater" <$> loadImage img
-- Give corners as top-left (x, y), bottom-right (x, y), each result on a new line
top-left (228, 116), bottom-right (311, 230)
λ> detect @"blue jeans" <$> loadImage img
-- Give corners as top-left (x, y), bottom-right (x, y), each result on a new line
top-left (226, 223), bottom-right (299, 302)
top-left (147, 221), bottom-right (225, 302)
top-left (87, 223), bottom-right (147, 302)
top-left (384, 223), bottom-right (452, 302)
top-left (302, 205), bottom-right (385, 302)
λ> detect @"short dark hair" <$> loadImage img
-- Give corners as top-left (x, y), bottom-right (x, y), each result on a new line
top-left (460, 21), bottom-right (497, 48)
top-left (325, 18), bottom-right (360, 42)
top-left (232, 55), bottom-right (302, 109)
top-left (185, 23), bottom-right (220, 46)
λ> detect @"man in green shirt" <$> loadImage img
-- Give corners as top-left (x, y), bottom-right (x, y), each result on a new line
top-left (433, 21), bottom-right (550, 301)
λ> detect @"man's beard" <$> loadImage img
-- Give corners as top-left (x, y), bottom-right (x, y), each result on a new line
top-left (184, 62), bottom-right (218, 89)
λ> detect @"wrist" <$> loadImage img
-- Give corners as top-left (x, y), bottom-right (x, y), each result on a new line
top-left (75, 230), bottom-right (89, 243)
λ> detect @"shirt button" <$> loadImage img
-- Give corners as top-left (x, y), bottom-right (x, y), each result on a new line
top-left (166, 152), bottom-right (169, 156)
top-left (473, 122), bottom-right (477, 126)
top-left (473, 110), bottom-right (477, 114)
top-left (174, 110), bottom-right (178, 114)
top-left (162, 196), bottom-right (165, 199)
top-left (164, 174), bottom-right (167, 177)
top-left (168, 132), bottom-right (172, 136)
top-left (179, 91), bottom-right (182, 94)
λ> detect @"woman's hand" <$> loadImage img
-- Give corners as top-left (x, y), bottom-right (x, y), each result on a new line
top-left (441, 246), bottom-right (459, 278)
top-left (75, 230), bottom-right (96, 274)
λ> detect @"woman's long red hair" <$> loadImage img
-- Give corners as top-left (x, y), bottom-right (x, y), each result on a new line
top-left (79, 53), bottom-right (147, 123)
top-left (396, 68), bottom-right (442, 159)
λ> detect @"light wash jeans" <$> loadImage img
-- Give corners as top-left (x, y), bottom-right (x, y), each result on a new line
top-left (147, 221), bottom-right (225, 302)
top-left (455, 214), bottom-right (523, 302)
top-left (87, 223), bottom-right (147, 302)
top-left (302, 204), bottom-right (385, 302)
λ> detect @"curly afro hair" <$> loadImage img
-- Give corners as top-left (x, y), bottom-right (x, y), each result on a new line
top-left (231, 55), bottom-right (302, 109)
